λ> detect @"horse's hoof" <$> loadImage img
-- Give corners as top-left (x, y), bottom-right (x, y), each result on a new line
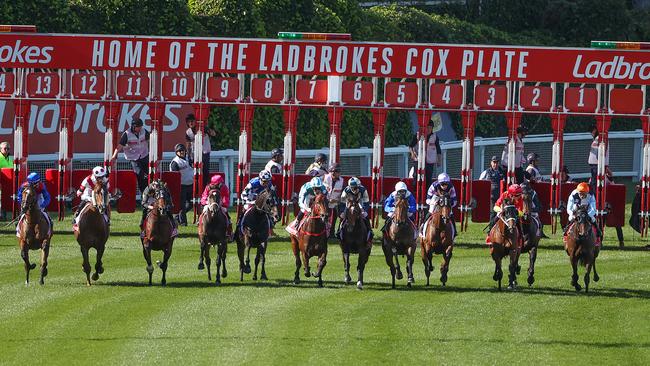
top-left (357, 281), bottom-right (363, 290)
top-left (318, 279), bottom-right (324, 288)
top-left (39, 278), bottom-right (44, 285)
top-left (406, 282), bottom-right (412, 288)
top-left (574, 284), bottom-right (582, 292)
top-left (594, 274), bottom-right (600, 282)
top-left (215, 278), bottom-right (221, 285)
top-left (396, 272), bottom-right (404, 280)
top-left (252, 275), bottom-right (257, 281)
top-left (294, 277), bottom-right (300, 285)
top-left (516, 265), bottom-right (521, 275)
top-left (261, 273), bottom-right (268, 281)
top-left (161, 279), bottom-right (167, 286)
top-left (243, 264), bottom-right (251, 274)
top-left (527, 275), bottom-right (535, 286)
top-left (97, 267), bottom-right (104, 274)
top-left (91, 273), bottom-right (99, 281)
top-left (42, 268), bottom-right (48, 277)
top-left (507, 284), bottom-right (516, 291)
top-left (222, 269), bottom-right (228, 278)
top-left (198, 263), bottom-right (205, 270)
top-left (344, 274), bottom-right (352, 284)
top-left (305, 271), bottom-right (311, 278)
top-left (29, 263), bottom-right (36, 270)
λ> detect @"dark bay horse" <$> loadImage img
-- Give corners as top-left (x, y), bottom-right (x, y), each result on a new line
top-left (564, 206), bottom-right (598, 292)
top-left (236, 189), bottom-right (279, 281)
top-left (420, 193), bottom-right (454, 286)
top-left (339, 195), bottom-right (371, 290)
top-left (142, 186), bottom-right (175, 285)
top-left (382, 194), bottom-right (416, 288)
top-left (291, 193), bottom-right (329, 287)
top-left (487, 204), bottom-right (521, 290)
top-left (17, 186), bottom-right (52, 285)
top-left (74, 181), bottom-right (110, 286)
top-left (198, 189), bottom-right (229, 284)
top-left (520, 192), bottom-right (541, 286)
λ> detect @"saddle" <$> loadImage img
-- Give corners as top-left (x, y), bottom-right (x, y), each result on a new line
top-left (16, 211), bottom-right (52, 238)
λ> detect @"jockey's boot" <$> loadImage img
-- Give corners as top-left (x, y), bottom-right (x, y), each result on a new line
top-left (226, 221), bottom-right (233, 241)
top-left (140, 209), bottom-right (149, 231)
top-left (563, 220), bottom-right (573, 235)
top-left (594, 223), bottom-right (602, 240)
top-left (167, 212), bottom-right (178, 236)
top-left (336, 219), bottom-right (344, 241)
top-left (381, 217), bottom-right (392, 235)
top-left (486, 215), bottom-right (497, 233)
top-left (365, 217), bottom-right (374, 245)
top-left (72, 201), bottom-right (87, 226)
top-left (294, 211), bottom-right (305, 230)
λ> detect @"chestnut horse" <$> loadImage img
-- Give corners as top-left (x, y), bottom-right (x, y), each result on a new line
top-left (564, 206), bottom-right (598, 292)
top-left (487, 203), bottom-right (521, 290)
top-left (520, 192), bottom-right (541, 286)
top-left (291, 193), bottom-right (329, 287)
top-left (420, 193), bottom-right (454, 286)
top-left (17, 186), bottom-right (52, 285)
top-left (141, 185), bottom-right (175, 286)
top-left (74, 181), bottom-right (110, 286)
top-left (382, 194), bottom-right (416, 288)
top-left (236, 189), bottom-right (279, 281)
top-left (198, 189), bottom-right (229, 284)
top-left (339, 194), bottom-right (371, 290)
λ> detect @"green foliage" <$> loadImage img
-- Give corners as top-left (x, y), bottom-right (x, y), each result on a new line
top-left (2, 0), bottom-right (80, 32)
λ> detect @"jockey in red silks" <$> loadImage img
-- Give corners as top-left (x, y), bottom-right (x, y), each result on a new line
top-left (200, 174), bottom-right (232, 239)
top-left (73, 166), bottom-right (110, 229)
top-left (485, 184), bottom-right (524, 244)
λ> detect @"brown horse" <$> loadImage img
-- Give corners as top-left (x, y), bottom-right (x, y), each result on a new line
top-left (382, 194), bottom-right (416, 288)
top-left (74, 181), bottom-right (110, 286)
top-left (420, 193), bottom-right (454, 286)
top-left (198, 188), bottom-right (229, 284)
top-left (141, 185), bottom-right (175, 286)
top-left (487, 203), bottom-right (521, 290)
top-left (291, 193), bottom-right (329, 287)
top-left (236, 189), bottom-right (279, 281)
top-left (339, 194), bottom-right (371, 290)
top-left (520, 192), bottom-right (541, 286)
top-left (17, 186), bottom-right (52, 285)
top-left (564, 206), bottom-right (598, 292)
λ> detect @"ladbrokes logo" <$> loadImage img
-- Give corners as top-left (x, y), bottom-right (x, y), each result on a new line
top-left (0, 40), bottom-right (53, 64)
top-left (573, 55), bottom-right (650, 81)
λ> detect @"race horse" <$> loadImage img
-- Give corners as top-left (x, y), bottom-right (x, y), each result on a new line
top-left (564, 206), bottom-right (599, 292)
top-left (74, 181), bottom-right (110, 286)
top-left (519, 191), bottom-right (541, 286)
top-left (17, 186), bottom-right (52, 285)
top-left (291, 193), bottom-right (329, 287)
top-left (236, 188), bottom-right (279, 281)
top-left (198, 188), bottom-right (229, 284)
top-left (487, 203), bottom-right (521, 290)
top-left (419, 193), bottom-right (454, 286)
top-left (382, 194), bottom-right (416, 288)
top-left (141, 185), bottom-right (175, 286)
top-left (338, 194), bottom-right (371, 290)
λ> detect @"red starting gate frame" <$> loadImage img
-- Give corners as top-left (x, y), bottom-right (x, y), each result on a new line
top-left (0, 30), bottom-right (644, 233)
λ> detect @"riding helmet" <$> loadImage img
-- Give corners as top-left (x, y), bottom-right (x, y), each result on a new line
top-left (259, 170), bottom-right (272, 182)
top-left (27, 172), bottom-right (41, 184)
top-left (328, 163), bottom-right (341, 173)
top-left (174, 143), bottom-right (186, 152)
top-left (395, 181), bottom-right (408, 192)
top-left (527, 152), bottom-right (539, 164)
top-left (315, 153), bottom-right (327, 164)
top-left (348, 177), bottom-right (360, 188)
top-left (437, 172), bottom-right (451, 184)
top-left (577, 182), bottom-right (590, 193)
top-left (507, 184), bottom-right (523, 196)
top-left (92, 166), bottom-right (107, 178)
top-left (210, 175), bottom-right (224, 185)
top-left (271, 148), bottom-right (284, 158)
top-left (131, 118), bottom-right (144, 127)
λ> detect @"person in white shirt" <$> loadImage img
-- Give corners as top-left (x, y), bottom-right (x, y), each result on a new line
top-left (501, 126), bottom-right (527, 183)
top-left (111, 118), bottom-right (149, 193)
top-left (323, 164), bottom-right (345, 238)
top-left (185, 113), bottom-right (216, 187)
top-left (525, 153), bottom-right (543, 182)
top-left (588, 125), bottom-right (609, 193)
top-left (408, 119), bottom-right (442, 189)
top-left (264, 148), bottom-right (283, 175)
top-left (169, 144), bottom-right (193, 226)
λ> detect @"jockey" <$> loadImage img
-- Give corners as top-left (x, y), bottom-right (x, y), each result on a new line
top-left (565, 182), bottom-right (601, 239)
top-left (520, 180), bottom-right (546, 238)
top-left (264, 148), bottom-right (283, 175)
top-left (292, 176), bottom-right (328, 230)
top-left (323, 163), bottom-right (345, 237)
top-left (487, 184), bottom-right (524, 233)
top-left (525, 153), bottom-right (543, 183)
top-left (200, 174), bottom-right (232, 239)
top-left (338, 176), bottom-right (373, 243)
top-left (140, 179), bottom-right (177, 237)
top-left (382, 181), bottom-right (417, 233)
top-left (72, 166), bottom-right (109, 227)
top-left (305, 153), bottom-right (328, 177)
top-left (16, 172), bottom-right (52, 233)
top-left (240, 170), bottom-right (277, 211)
top-left (425, 173), bottom-right (457, 238)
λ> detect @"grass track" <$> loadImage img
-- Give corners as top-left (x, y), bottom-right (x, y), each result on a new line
top-left (1, 209), bottom-right (649, 365)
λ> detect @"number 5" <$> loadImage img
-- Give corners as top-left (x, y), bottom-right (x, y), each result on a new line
top-left (397, 84), bottom-right (406, 103)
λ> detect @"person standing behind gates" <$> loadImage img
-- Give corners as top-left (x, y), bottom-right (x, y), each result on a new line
top-left (479, 155), bottom-right (506, 223)
top-left (408, 118), bottom-right (442, 190)
top-left (111, 118), bottom-right (149, 193)
top-left (185, 113), bottom-right (217, 187)
top-left (588, 124), bottom-right (609, 194)
top-left (169, 144), bottom-right (193, 226)
top-left (265, 148), bottom-right (283, 174)
top-left (501, 126), bottom-right (527, 184)
top-left (0, 142), bottom-right (12, 220)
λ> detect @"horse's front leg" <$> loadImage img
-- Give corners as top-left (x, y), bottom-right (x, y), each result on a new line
top-left (382, 242), bottom-right (396, 289)
top-left (527, 246), bottom-right (538, 286)
top-left (584, 261), bottom-right (593, 293)
top-left (406, 245), bottom-right (415, 287)
top-left (571, 255), bottom-right (581, 291)
top-left (440, 244), bottom-right (453, 286)
top-left (198, 239), bottom-right (206, 270)
top-left (93, 244), bottom-right (105, 282)
top-left (394, 250), bottom-right (403, 280)
top-left (80, 246), bottom-right (92, 286)
top-left (292, 237), bottom-right (301, 284)
top-left (142, 244), bottom-right (154, 286)
top-left (203, 242), bottom-right (212, 282)
top-left (593, 247), bottom-right (600, 282)
top-left (343, 251), bottom-right (351, 284)
top-left (357, 246), bottom-right (370, 290)
top-left (220, 242), bottom-right (228, 279)
top-left (421, 243), bottom-right (431, 286)
top-left (237, 237), bottom-right (245, 281)
top-left (244, 245), bottom-right (252, 274)
top-left (302, 250), bottom-right (311, 278)
top-left (158, 245), bottom-right (173, 286)
top-left (39, 241), bottom-right (50, 285)
top-left (259, 243), bottom-right (268, 281)
top-left (507, 248), bottom-right (519, 290)
top-left (20, 245), bottom-right (35, 285)
top-left (491, 248), bottom-right (503, 291)
top-left (315, 249), bottom-right (328, 288)
top-left (253, 246), bottom-right (261, 281)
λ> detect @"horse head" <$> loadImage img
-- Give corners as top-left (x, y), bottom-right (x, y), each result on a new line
top-left (521, 192), bottom-right (532, 221)
top-left (155, 188), bottom-right (169, 216)
top-left (21, 185), bottom-right (36, 215)
top-left (393, 194), bottom-right (410, 226)
top-left (92, 180), bottom-right (109, 214)
top-left (345, 195), bottom-right (361, 222)
top-left (256, 189), bottom-right (280, 223)
top-left (501, 204), bottom-right (519, 234)
top-left (434, 193), bottom-right (452, 225)
top-left (311, 193), bottom-right (329, 221)
top-left (207, 188), bottom-right (221, 215)
top-left (575, 206), bottom-right (592, 241)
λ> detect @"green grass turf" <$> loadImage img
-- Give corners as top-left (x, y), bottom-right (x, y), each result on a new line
top-left (0, 207), bottom-right (649, 365)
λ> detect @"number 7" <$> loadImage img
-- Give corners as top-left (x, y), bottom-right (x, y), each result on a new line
top-left (309, 80), bottom-right (316, 100)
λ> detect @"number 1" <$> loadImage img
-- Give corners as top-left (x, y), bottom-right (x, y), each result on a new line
top-left (0, 74), bottom-right (5, 92)
top-left (577, 88), bottom-right (585, 107)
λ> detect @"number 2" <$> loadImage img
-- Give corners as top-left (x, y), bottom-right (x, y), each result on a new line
top-left (531, 88), bottom-right (540, 107)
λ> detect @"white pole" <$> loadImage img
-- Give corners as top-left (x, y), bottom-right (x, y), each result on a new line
top-left (329, 132), bottom-right (337, 165)
top-left (103, 127), bottom-right (113, 162)
top-left (283, 132), bottom-right (292, 166)
top-left (13, 125), bottom-right (22, 161)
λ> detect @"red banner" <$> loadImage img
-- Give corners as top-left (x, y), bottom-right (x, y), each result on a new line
top-left (0, 99), bottom-right (189, 154)
top-left (2, 33), bottom-right (650, 83)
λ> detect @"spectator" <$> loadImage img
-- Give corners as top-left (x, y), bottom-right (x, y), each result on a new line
top-left (603, 167), bottom-right (624, 247)
top-left (185, 113), bottom-right (216, 187)
top-left (408, 118), bottom-right (442, 190)
top-left (0, 142), bottom-right (12, 220)
top-left (111, 118), bottom-right (149, 193)
top-left (305, 153), bottom-right (328, 177)
top-left (560, 165), bottom-right (573, 184)
top-left (265, 148), bottom-right (283, 174)
top-left (169, 144), bottom-right (193, 226)
top-left (525, 153), bottom-right (543, 182)
top-left (479, 155), bottom-right (506, 223)
top-left (323, 163), bottom-right (344, 238)
top-left (588, 125), bottom-right (609, 193)
top-left (501, 126), bottom-right (527, 183)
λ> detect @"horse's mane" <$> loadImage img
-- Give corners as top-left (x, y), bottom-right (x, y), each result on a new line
top-left (393, 194), bottom-right (409, 221)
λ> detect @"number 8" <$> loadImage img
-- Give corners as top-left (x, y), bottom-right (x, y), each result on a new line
top-left (264, 80), bottom-right (273, 98)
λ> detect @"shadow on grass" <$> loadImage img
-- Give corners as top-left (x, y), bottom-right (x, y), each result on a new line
top-left (98, 278), bottom-right (650, 299)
